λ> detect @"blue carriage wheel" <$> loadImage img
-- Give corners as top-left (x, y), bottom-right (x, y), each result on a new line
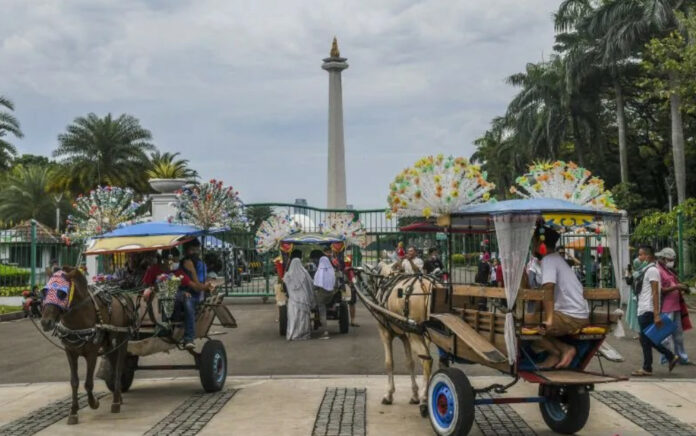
top-left (431, 381), bottom-right (455, 428)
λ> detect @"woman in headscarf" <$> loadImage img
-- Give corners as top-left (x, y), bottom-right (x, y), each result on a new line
top-left (283, 258), bottom-right (316, 341)
top-left (314, 253), bottom-right (336, 339)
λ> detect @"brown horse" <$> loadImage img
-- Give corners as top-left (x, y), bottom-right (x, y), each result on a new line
top-left (362, 263), bottom-right (434, 415)
top-left (40, 267), bottom-right (135, 424)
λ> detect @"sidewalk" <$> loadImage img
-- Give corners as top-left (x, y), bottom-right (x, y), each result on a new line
top-left (2, 375), bottom-right (696, 435)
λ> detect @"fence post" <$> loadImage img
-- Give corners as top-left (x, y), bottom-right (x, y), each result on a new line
top-left (678, 210), bottom-right (684, 279)
top-left (30, 220), bottom-right (37, 290)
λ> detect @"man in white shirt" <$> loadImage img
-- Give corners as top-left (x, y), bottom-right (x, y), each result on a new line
top-left (393, 247), bottom-right (424, 274)
top-left (632, 245), bottom-right (678, 376)
top-left (532, 226), bottom-right (590, 369)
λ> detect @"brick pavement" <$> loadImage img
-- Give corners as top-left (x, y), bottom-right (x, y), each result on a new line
top-left (144, 390), bottom-right (237, 436)
top-left (312, 387), bottom-right (366, 436)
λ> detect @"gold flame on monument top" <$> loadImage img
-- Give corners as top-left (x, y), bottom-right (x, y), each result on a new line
top-left (330, 36), bottom-right (340, 58)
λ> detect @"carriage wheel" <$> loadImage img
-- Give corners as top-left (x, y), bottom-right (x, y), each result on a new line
top-left (199, 340), bottom-right (227, 392)
top-left (338, 302), bottom-right (350, 334)
top-left (538, 384), bottom-right (590, 434)
top-left (427, 368), bottom-right (475, 436)
top-left (104, 355), bottom-right (138, 393)
top-left (279, 305), bottom-right (287, 336)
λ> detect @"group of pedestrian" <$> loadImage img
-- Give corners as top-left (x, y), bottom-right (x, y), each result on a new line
top-left (283, 247), bottom-right (360, 341)
top-left (625, 245), bottom-right (691, 376)
top-left (475, 252), bottom-right (503, 287)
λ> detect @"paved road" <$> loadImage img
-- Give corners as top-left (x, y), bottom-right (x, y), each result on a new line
top-left (2, 301), bottom-right (696, 384)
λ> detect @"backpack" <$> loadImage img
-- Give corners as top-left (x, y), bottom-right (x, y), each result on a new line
top-left (632, 263), bottom-right (655, 297)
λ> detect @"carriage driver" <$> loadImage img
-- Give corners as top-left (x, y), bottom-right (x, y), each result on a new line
top-left (533, 225), bottom-right (589, 369)
top-left (176, 239), bottom-right (214, 349)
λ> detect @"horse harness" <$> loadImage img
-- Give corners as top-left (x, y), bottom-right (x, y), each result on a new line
top-left (53, 284), bottom-right (140, 351)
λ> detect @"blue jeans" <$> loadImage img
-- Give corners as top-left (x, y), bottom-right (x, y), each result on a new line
top-left (175, 290), bottom-right (199, 342)
top-left (638, 311), bottom-right (675, 372)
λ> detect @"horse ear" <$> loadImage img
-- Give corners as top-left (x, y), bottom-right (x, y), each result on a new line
top-left (65, 268), bottom-right (82, 280)
top-left (62, 265), bottom-right (75, 273)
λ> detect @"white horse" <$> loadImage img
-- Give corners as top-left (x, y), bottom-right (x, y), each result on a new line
top-left (361, 262), bottom-right (434, 414)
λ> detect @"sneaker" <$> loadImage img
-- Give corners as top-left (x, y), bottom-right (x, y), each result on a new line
top-left (669, 355), bottom-right (680, 372)
top-left (184, 341), bottom-right (195, 350)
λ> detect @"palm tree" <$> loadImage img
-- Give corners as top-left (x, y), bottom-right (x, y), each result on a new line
top-left (0, 165), bottom-right (71, 227)
top-left (53, 113), bottom-right (156, 193)
top-left (0, 96), bottom-right (23, 170)
top-left (146, 151), bottom-right (198, 180)
top-left (587, 0), bottom-right (689, 203)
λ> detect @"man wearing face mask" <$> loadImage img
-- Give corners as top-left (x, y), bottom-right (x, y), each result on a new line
top-left (656, 248), bottom-right (692, 365)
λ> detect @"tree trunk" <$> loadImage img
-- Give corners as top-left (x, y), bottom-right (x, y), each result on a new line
top-left (571, 117), bottom-right (585, 166)
top-left (614, 79), bottom-right (629, 184)
top-left (669, 74), bottom-right (687, 205)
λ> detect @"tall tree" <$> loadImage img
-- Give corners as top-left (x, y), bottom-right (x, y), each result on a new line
top-left (53, 113), bottom-right (156, 193)
top-left (0, 165), bottom-right (71, 227)
top-left (587, 0), bottom-right (690, 203)
top-left (0, 96), bottom-right (23, 170)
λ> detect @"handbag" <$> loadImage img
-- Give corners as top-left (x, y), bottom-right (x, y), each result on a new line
top-left (642, 313), bottom-right (677, 346)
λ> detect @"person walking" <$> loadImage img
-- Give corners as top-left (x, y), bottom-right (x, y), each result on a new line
top-left (314, 252), bottom-right (336, 339)
top-left (283, 258), bottom-right (315, 341)
top-left (624, 257), bottom-right (646, 336)
top-left (656, 248), bottom-right (691, 365)
top-left (631, 245), bottom-right (679, 376)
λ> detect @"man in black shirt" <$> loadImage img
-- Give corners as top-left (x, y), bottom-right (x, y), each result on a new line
top-left (424, 248), bottom-right (444, 274)
top-left (475, 252), bottom-right (491, 284)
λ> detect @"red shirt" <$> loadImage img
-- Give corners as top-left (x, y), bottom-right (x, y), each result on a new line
top-left (495, 264), bottom-right (504, 286)
top-left (143, 264), bottom-right (191, 287)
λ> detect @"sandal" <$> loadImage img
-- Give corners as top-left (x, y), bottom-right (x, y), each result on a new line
top-left (631, 369), bottom-right (652, 377)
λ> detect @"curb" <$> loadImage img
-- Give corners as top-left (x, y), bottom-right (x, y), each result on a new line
top-left (0, 311), bottom-right (24, 322)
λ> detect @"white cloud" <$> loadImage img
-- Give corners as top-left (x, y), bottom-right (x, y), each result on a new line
top-left (0, 0), bottom-right (556, 208)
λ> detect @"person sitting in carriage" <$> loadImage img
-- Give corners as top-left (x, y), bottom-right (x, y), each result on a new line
top-left (532, 225), bottom-right (590, 369)
top-left (176, 239), bottom-right (214, 349)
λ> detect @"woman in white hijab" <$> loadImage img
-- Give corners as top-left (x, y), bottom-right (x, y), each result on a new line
top-left (283, 258), bottom-right (315, 341)
top-left (314, 255), bottom-right (336, 339)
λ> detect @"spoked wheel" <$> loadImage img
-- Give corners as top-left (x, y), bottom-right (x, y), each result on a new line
top-left (427, 368), bottom-right (475, 436)
top-left (199, 340), bottom-right (227, 392)
top-left (279, 305), bottom-right (287, 336)
top-left (539, 384), bottom-right (590, 434)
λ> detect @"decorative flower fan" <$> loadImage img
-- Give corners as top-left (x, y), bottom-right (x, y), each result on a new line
top-left (65, 186), bottom-right (147, 242)
top-left (387, 154), bottom-right (495, 218)
top-left (171, 179), bottom-right (244, 230)
top-left (255, 214), bottom-right (302, 254)
top-left (321, 212), bottom-right (367, 248)
top-left (510, 161), bottom-right (617, 211)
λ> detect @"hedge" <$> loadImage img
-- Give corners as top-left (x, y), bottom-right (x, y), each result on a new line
top-left (0, 264), bottom-right (30, 287)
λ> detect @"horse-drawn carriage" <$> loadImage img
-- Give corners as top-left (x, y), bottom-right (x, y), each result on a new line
top-left (85, 222), bottom-right (238, 392)
top-left (274, 232), bottom-right (352, 336)
top-left (354, 153), bottom-right (630, 436)
top-left (39, 221), bottom-right (237, 424)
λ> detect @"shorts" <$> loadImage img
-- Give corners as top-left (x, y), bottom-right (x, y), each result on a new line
top-left (546, 311), bottom-right (588, 336)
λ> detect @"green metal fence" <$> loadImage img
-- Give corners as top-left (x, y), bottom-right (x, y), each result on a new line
top-left (0, 220), bottom-right (82, 297)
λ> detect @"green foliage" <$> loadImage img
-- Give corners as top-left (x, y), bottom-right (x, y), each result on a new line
top-left (611, 182), bottom-right (645, 217)
top-left (53, 113), bottom-right (156, 194)
top-left (244, 205), bottom-right (273, 233)
top-left (452, 253), bottom-right (479, 266)
top-left (0, 96), bottom-right (23, 170)
top-left (147, 151), bottom-right (198, 180)
top-left (0, 264), bottom-right (30, 287)
top-left (633, 198), bottom-right (696, 241)
top-left (641, 11), bottom-right (696, 114)
top-left (0, 165), bottom-right (72, 228)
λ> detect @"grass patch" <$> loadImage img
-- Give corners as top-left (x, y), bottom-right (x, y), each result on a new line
top-left (0, 305), bottom-right (21, 315)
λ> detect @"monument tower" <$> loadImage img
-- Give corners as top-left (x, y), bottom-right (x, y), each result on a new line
top-left (322, 37), bottom-right (348, 209)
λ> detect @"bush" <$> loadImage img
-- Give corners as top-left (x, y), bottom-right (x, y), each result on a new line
top-left (452, 253), bottom-right (479, 266)
top-left (0, 264), bottom-right (30, 287)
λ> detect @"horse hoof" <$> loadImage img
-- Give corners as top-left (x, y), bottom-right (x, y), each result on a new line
top-left (419, 404), bottom-right (428, 418)
top-left (67, 415), bottom-right (78, 425)
top-left (111, 403), bottom-right (121, 413)
top-left (409, 398), bottom-right (420, 405)
top-left (381, 397), bottom-right (392, 405)
top-left (89, 398), bottom-right (100, 410)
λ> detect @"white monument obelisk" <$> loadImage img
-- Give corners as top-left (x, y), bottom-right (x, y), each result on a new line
top-left (322, 37), bottom-right (348, 209)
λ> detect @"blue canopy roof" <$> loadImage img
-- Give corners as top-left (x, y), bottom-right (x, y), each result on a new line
top-left (453, 199), bottom-right (620, 217)
top-left (97, 221), bottom-right (226, 238)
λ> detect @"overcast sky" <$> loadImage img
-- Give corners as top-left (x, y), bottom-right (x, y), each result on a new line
top-left (1, 0), bottom-right (557, 208)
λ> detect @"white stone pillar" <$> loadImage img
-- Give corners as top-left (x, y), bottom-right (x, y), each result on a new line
top-left (322, 38), bottom-right (348, 209)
